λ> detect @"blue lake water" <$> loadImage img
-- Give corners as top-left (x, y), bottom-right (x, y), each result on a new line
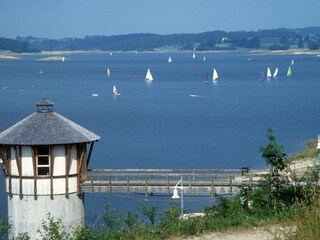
top-left (1, 52), bottom-right (320, 221)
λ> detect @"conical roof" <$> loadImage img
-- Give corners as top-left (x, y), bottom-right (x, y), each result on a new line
top-left (0, 99), bottom-right (100, 145)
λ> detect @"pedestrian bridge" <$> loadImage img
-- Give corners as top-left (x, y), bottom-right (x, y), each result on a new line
top-left (81, 168), bottom-right (267, 196)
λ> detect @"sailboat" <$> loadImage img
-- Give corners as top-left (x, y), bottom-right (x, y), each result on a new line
top-left (168, 57), bottom-right (172, 63)
top-left (287, 66), bottom-right (292, 77)
top-left (113, 85), bottom-right (120, 96)
top-left (61, 57), bottom-right (65, 62)
top-left (203, 56), bottom-right (206, 61)
top-left (260, 72), bottom-right (265, 80)
top-left (212, 68), bottom-right (218, 81)
top-left (39, 68), bottom-right (43, 74)
top-left (106, 68), bottom-right (111, 77)
top-left (291, 59), bottom-right (294, 65)
top-left (145, 68), bottom-right (153, 81)
top-left (203, 73), bottom-right (209, 83)
top-left (273, 68), bottom-right (279, 78)
top-left (267, 67), bottom-right (272, 78)
top-left (192, 53), bottom-right (196, 59)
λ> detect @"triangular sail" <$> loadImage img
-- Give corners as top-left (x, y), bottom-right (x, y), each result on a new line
top-left (113, 85), bottom-right (120, 95)
top-left (287, 66), bottom-right (292, 77)
top-left (168, 57), bottom-right (172, 63)
top-left (212, 68), bottom-right (218, 81)
top-left (267, 67), bottom-right (272, 78)
top-left (145, 68), bottom-right (153, 81)
top-left (107, 68), bottom-right (111, 77)
top-left (273, 68), bottom-right (278, 78)
top-left (291, 59), bottom-right (294, 65)
top-left (192, 53), bottom-right (195, 59)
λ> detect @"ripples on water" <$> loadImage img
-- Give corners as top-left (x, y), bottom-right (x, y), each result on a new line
top-left (1, 52), bottom-right (320, 219)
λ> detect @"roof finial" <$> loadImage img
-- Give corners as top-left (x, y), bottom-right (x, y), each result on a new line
top-left (36, 98), bottom-right (54, 112)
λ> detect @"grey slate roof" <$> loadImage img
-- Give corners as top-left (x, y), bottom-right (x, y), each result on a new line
top-left (0, 101), bottom-right (100, 145)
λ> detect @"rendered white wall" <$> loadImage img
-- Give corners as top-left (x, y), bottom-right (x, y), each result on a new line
top-left (6, 143), bottom-right (87, 239)
top-left (8, 194), bottom-right (84, 239)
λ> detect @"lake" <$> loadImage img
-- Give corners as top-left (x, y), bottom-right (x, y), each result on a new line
top-left (1, 51), bottom-right (320, 220)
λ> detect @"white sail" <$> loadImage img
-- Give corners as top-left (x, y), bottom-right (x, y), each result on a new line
top-left (273, 68), bottom-right (278, 78)
top-left (212, 68), bottom-right (218, 81)
top-left (107, 68), bottom-right (111, 77)
top-left (192, 53), bottom-right (195, 59)
top-left (62, 57), bottom-right (65, 62)
top-left (267, 67), bottom-right (272, 78)
top-left (168, 57), bottom-right (172, 63)
top-left (113, 85), bottom-right (120, 95)
top-left (203, 56), bottom-right (206, 61)
top-left (145, 68), bottom-right (153, 81)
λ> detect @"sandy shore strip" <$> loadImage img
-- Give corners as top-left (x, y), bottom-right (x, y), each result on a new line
top-left (0, 54), bottom-right (21, 59)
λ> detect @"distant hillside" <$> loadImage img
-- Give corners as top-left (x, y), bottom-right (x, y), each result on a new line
top-left (4, 26), bottom-right (320, 53)
top-left (0, 37), bottom-right (39, 53)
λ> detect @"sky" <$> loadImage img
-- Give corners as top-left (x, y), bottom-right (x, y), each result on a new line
top-left (1, 0), bottom-right (320, 39)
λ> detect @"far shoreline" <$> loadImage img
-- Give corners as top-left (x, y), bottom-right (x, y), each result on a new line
top-left (1, 48), bottom-right (320, 59)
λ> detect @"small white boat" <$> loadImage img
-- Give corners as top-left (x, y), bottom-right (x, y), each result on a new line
top-left (113, 85), bottom-right (120, 96)
top-left (203, 56), bottom-right (206, 61)
top-left (107, 68), bottom-right (111, 77)
top-left (212, 68), bottom-right (218, 81)
top-left (168, 57), bottom-right (172, 63)
top-left (192, 53), bottom-right (196, 59)
top-left (273, 68), bottom-right (279, 78)
top-left (91, 93), bottom-right (99, 97)
top-left (39, 68), bottom-right (43, 74)
top-left (61, 57), bottom-right (65, 62)
top-left (145, 68), bottom-right (153, 81)
top-left (267, 67), bottom-right (272, 78)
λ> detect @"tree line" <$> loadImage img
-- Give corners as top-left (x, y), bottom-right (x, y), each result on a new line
top-left (1, 26), bottom-right (320, 53)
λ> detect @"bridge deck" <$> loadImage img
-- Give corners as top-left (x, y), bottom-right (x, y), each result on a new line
top-left (81, 169), bottom-right (267, 196)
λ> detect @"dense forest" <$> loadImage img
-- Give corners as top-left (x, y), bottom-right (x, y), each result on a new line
top-left (1, 26), bottom-right (320, 53)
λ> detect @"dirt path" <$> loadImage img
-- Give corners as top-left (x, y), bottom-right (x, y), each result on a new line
top-left (172, 225), bottom-right (294, 240)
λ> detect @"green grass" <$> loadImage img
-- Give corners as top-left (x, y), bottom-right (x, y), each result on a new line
top-left (286, 140), bottom-right (318, 164)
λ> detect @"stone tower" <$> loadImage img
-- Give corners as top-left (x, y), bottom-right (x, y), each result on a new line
top-left (0, 99), bottom-right (100, 238)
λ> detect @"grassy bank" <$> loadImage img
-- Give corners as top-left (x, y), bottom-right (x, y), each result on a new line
top-left (286, 139), bottom-right (317, 164)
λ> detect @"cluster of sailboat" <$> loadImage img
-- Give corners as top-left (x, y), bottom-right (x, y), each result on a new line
top-left (266, 67), bottom-right (279, 78)
top-left (106, 57), bottom-right (295, 97)
top-left (262, 59), bottom-right (294, 80)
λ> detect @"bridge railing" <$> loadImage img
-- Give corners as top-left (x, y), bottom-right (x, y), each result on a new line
top-left (81, 169), bottom-right (267, 196)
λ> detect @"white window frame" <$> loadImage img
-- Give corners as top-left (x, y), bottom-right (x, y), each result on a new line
top-left (37, 146), bottom-right (50, 176)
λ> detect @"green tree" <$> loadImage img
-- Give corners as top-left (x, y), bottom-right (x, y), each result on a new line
top-left (298, 37), bottom-right (304, 48)
top-left (37, 214), bottom-right (71, 240)
top-left (260, 128), bottom-right (286, 175)
top-left (139, 201), bottom-right (158, 226)
top-left (0, 216), bottom-right (10, 240)
top-left (259, 128), bottom-right (289, 209)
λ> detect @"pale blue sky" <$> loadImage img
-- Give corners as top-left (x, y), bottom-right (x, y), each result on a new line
top-left (1, 0), bottom-right (319, 39)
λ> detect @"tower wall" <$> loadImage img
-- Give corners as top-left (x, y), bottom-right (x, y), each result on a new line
top-left (8, 194), bottom-right (84, 239)
top-left (4, 144), bottom-right (87, 239)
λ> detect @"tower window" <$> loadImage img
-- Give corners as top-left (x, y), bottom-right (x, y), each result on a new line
top-left (37, 146), bottom-right (50, 176)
